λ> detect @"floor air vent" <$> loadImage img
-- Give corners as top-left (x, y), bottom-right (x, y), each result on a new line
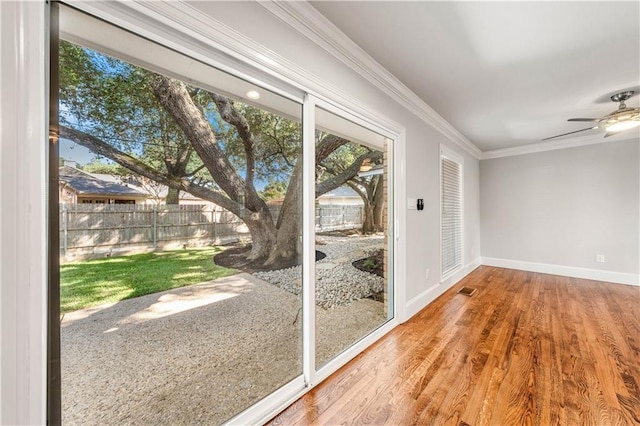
top-left (457, 286), bottom-right (477, 297)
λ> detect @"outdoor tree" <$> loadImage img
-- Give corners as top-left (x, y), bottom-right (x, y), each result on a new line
top-left (260, 181), bottom-right (288, 202)
top-left (59, 41), bottom-right (381, 264)
top-left (317, 142), bottom-right (385, 233)
top-left (83, 159), bottom-right (128, 176)
top-left (60, 41), bottom-right (204, 204)
top-left (348, 174), bottom-right (384, 233)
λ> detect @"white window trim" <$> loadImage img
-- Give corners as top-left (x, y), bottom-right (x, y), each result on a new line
top-left (440, 144), bottom-right (464, 281)
top-left (0, 2), bottom-right (49, 424)
top-left (62, 0), bottom-right (403, 138)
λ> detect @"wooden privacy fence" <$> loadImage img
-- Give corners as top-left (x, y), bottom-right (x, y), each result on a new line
top-left (59, 203), bottom-right (363, 260)
top-left (59, 204), bottom-right (246, 259)
top-left (315, 205), bottom-right (364, 231)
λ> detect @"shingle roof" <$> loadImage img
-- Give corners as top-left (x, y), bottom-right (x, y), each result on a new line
top-left (321, 186), bottom-right (360, 198)
top-left (59, 166), bottom-right (146, 197)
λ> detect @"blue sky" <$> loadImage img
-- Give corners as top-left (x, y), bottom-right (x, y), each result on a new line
top-left (60, 138), bottom-right (97, 165)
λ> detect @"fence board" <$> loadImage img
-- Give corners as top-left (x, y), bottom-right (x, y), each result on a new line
top-left (59, 203), bottom-right (363, 260)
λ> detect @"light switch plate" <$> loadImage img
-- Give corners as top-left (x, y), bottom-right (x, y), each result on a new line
top-left (408, 198), bottom-right (416, 210)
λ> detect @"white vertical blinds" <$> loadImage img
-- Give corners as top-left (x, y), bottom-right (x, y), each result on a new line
top-left (441, 154), bottom-right (462, 277)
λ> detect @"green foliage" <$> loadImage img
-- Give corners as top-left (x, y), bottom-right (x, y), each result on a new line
top-left (82, 159), bottom-right (128, 176)
top-left (60, 40), bottom-right (204, 181)
top-left (208, 101), bottom-right (302, 183)
top-left (239, 104), bottom-right (302, 180)
top-left (259, 180), bottom-right (288, 201)
top-left (59, 40), bottom-right (303, 190)
top-left (60, 248), bottom-right (237, 313)
top-left (317, 139), bottom-right (370, 183)
top-left (362, 259), bottom-right (378, 270)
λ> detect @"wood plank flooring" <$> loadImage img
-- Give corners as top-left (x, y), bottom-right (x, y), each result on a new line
top-left (268, 266), bottom-right (640, 425)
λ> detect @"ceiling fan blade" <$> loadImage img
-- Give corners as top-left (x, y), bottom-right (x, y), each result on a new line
top-left (568, 118), bottom-right (600, 122)
top-left (542, 126), bottom-right (598, 141)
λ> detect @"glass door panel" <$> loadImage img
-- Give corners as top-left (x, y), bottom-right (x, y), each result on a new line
top-left (57, 6), bottom-right (303, 424)
top-left (314, 106), bottom-right (394, 369)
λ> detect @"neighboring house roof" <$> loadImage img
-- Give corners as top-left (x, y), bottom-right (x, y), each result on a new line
top-left (88, 172), bottom-right (207, 201)
top-left (59, 166), bottom-right (146, 198)
top-left (320, 186), bottom-right (360, 198)
top-left (87, 172), bottom-right (153, 196)
top-left (88, 173), bottom-right (122, 184)
top-left (75, 169), bottom-right (210, 203)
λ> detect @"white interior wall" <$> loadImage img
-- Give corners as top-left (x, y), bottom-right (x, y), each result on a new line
top-left (480, 139), bottom-right (640, 285)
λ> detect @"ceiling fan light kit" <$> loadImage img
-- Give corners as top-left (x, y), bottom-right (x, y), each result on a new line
top-left (605, 120), bottom-right (640, 132)
top-left (543, 91), bottom-right (640, 141)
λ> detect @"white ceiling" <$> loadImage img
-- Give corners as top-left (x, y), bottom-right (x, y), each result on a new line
top-left (310, 1), bottom-right (640, 152)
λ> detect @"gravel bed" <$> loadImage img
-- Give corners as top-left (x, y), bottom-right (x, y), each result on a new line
top-left (253, 234), bottom-right (385, 308)
top-left (62, 273), bottom-right (386, 425)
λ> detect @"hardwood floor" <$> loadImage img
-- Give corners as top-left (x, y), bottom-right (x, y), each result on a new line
top-left (268, 266), bottom-right (640, 425)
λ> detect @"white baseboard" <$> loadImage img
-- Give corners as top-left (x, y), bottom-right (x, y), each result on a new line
top-left (404, 257), bottom-right (482, 321)
top-left (481, 257), bottom-right (640, 286)
top-left (404, 285), bottom-right (439, 321)
top-left (441, 256), bottom-right (482, 288)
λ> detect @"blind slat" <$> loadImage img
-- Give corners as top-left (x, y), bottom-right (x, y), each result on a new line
top-left (441, 156), bottom-right (462, 277)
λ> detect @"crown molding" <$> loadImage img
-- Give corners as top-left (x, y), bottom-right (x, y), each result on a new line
top-left (66, 0), bottom-right (630, 161)
top-left (64, 0), bottom-right (403, 136)
top-left (480, 131), bottom-right (640, 160)
top-left (258, 1), bottom-right (483, 159)
top-left (258, 2), bottom-right (640, 161)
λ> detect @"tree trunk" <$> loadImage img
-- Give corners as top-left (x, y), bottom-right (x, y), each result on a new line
top-left (166, 187), bottom-right (180, 204)
top-left (362, 201), bottom-right (375, 234)
top-left (372, 175), bottom-right (385, 232)
top-left (345, 180), bottom-right (377, 234)
top-left (244, 211), bottom-right (279, 260)
top-left (267, 156), bottom-right (303, 265)
top-left (66, 77), bottom-right (377, 266)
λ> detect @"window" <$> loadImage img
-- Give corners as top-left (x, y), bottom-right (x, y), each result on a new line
top-left (313, 103), bottom-right (394, 371)
top-left (51, 4), bottom-right (398, 425)
top-left (441, 146), bottom-right (463, 278)
top-left (57, 6), bottom-right (304, 424)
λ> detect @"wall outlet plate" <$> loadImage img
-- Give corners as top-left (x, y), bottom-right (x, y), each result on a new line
top-left (596, 254), bottom-right (605, 263)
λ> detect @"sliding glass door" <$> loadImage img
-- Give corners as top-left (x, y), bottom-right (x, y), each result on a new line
top-left (313, 105), bottom-right (394, 369)
top-left (52, 4), bottom-right (396, 424)
top-left (57, 6), bottom-right (304, 424)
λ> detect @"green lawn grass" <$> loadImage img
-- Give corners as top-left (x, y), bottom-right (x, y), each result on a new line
top-left (60, 247), bottom-right (237, 313)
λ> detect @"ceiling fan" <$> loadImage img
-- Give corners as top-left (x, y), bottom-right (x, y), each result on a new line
top-left (543, 91), bottom-right (640, 141)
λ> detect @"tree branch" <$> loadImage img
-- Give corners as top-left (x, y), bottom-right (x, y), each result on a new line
top-left (316, 133), bottom-right (349, 163)
top-left (185, 163), bottom-right (207, 177)
top-left (208, 92), bottom-right (256, 188)
top-left (315, 151), bottom-right (382, 197)
top-left (151, 76), bottom-right (275, 222)
top-left (151, 76), bottom-right (245, 200)
top-left (346, 181), bottom-right (368, 203)
top-left (60, 125), bottom-right (242, 215)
